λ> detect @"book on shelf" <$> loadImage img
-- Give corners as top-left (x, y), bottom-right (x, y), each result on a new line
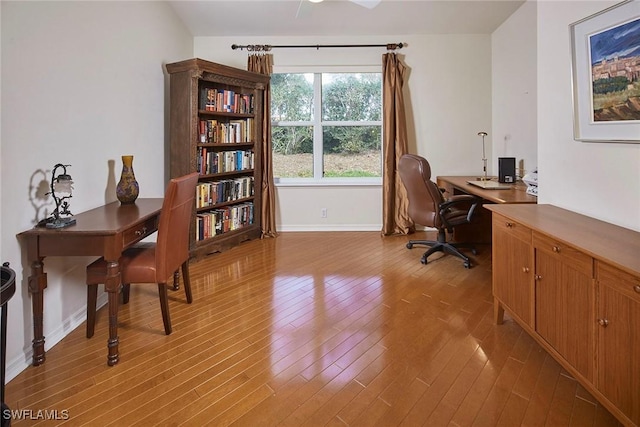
top-left (196, 148), bottom-right (254, 174)
top-left (199, 119), bottom-right (254, 144)
top-left (195, 202), bottom-right (255, 242)
top-left (199, 87), bottom-right (254, 114)
top-left (195, 176), bottom-right (255, 208)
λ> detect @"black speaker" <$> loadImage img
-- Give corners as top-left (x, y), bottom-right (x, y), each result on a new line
top-left (498, 157), bottom-right (516, 183)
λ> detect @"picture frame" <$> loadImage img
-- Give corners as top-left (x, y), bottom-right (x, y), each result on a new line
top-left (570, 0), bottom-right (640, 143)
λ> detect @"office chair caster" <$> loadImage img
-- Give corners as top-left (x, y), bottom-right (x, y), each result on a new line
top-left (463, 261), bottom-right (471, 269)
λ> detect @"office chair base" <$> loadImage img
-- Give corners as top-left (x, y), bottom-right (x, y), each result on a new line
top-left (407, 239), bottom-right (476, 269)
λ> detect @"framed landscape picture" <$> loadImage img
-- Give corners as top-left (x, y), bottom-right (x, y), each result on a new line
top-left (570, 0), bottom-right (640, 143)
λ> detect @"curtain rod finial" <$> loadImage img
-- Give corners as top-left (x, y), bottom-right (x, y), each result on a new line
top-left (386, 42), bottom-right (406, 50)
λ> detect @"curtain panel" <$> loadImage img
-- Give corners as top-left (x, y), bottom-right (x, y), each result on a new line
top-left (248, 54), bottom-right (278, 238)
top-left (381, 53), bottom-right (413, 236)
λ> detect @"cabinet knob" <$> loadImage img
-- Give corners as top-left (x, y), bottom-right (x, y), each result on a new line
top-left (522, 267), bottom-right (529, 273)
top-left (552, 246), bottom-right (561, 253)
top-left (534, 274), bottom-right (542, 281)
top-left (505, 222), bottom-right (514, 228)
top-left (598, 318), bottom-right (609, 327)
top-left (135, 227), bottom-right (147, 236)
top-left (633, 285), bottom-right (640, 294)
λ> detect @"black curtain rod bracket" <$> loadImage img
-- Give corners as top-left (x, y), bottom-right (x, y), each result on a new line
top-left (231, 43), bottom-right (404, 51)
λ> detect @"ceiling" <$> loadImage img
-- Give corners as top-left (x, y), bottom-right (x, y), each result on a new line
top-left (168, 0), bottom-right (526, 38)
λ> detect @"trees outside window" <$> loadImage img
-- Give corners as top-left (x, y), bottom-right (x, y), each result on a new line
top-left (271, 72), bottom-right (382, 181)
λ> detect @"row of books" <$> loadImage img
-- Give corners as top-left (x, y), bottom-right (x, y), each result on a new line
top-left (197, 148), bottom-right (254, 175)
top-left (196, 176), bottom-right (254, 208)
top-left (199, 88), bottom-right (254, 114)
top-left (195, 203), bottom-right (254, 241)
top-left (199, 118), bottom-right (254, 144)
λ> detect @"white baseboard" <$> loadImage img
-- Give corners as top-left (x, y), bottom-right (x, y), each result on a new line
top-left (5, 292), bottom-right (107, 383)
top-left (277, 224), bottom-right (382, 232)
top-left (276, 225), bottom-right (437, 232)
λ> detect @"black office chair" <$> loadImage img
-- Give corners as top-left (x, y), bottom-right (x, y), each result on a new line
top-left (398, 154), bottom-right (481, 268)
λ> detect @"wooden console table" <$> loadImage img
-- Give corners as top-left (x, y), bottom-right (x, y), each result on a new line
top-left (17, 198), bottom-right (163, 366)
top-left (486, 204), bottom-right (640, 426)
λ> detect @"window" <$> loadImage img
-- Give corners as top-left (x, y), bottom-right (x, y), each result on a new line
top-left (271, 72), bottom-right (382, 183)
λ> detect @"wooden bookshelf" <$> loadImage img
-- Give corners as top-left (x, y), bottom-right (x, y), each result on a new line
top-left (166, 58), bottom-right (270, 259)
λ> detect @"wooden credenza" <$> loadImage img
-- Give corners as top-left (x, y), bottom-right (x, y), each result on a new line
top-left (486, 204), bottom-right (640, 427)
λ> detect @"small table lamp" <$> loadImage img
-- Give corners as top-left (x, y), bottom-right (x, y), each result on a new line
top-left (40, 163), bottom-right (77, 229)
top-left (478, 131), bottom-right (488, 181)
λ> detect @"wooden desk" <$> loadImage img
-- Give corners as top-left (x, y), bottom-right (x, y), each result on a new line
top-left (437, 176), bottom-right (536, 204)
top-left (436, 176), bottom-right (537, 243)
top-left (17, 198), bottom-right (163, 366)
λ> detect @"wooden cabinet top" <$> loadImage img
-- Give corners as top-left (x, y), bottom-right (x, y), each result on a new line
top-left (486, 204), bottom-right (640, 277)
top-left (165, 58), bottom-right (270, 84)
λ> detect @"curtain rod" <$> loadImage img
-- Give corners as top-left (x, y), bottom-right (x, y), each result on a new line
top-left (231, 43), bottom-right (404, 51)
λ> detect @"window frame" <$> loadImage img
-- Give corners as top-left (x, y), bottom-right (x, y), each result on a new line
top-left (271, 65), bottom-right (383, 187)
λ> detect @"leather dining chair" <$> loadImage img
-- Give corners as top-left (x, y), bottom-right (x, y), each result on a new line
top-left (85, 172), bottom-right (199, 338)
top-left (398, 154), bottom-right (481, 268)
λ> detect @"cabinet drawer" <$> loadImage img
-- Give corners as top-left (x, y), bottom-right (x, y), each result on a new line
top-left (597, 261), bottom-right (640, 303)
top-left (533, 232), bottom-right (593, 274)
top-left (492, 213), bottom-right (531, 243)
top-left (123, 217), bottom-right (158, 247)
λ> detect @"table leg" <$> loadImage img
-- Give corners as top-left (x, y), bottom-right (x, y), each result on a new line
top-left (104, 261), bottom-right (121, 366)
top-left (27, 259), bottom-right (47, 366)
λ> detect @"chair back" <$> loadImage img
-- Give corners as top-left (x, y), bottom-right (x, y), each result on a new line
top-left (155, 172), bottom-right (199, 280)
top-left (398, 154), bottom-right (445, 229)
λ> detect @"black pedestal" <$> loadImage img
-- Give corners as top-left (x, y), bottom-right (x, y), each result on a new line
top-left (1, 402), bottom-right (10, 427)
top-left (1, 263), bottom-right (16, 427)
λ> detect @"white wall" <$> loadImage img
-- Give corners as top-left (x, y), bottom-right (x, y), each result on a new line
top-left (0, 1), bottom-right (193, 381)
top-left (536, 1), bottom-right (640, 231)
top-left (492, 1), bottom-right (537, 177)
top-left (494, 0), bottom-right (640, 232)
top-left (194, 34), bottom-right (492, 231)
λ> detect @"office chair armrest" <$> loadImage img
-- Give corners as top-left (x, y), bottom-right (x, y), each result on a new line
top-left (439, 195), bottom-right (482, 228)
top-left (440, 194), bottom-right (478, 210)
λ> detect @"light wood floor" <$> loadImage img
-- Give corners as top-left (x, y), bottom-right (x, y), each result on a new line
top-left (6, 231), bottom-right (622, 426)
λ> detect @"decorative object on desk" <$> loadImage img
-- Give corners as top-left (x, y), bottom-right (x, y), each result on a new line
top-left (523, 169), bottom-right (538, 196)
top-left (570, 0), bottom-right (640, 143)
top-left (477, 131), bottom-right (489, 181)
top-left (116, 155), bottom-right (139, 204)
top-left (498, 157), bottom-right (516, 183)
top-left (38, 163), bottom-right (76, 229)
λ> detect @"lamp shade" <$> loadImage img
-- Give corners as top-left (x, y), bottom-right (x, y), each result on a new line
top-left (53, 174), bottom-right (74, 197)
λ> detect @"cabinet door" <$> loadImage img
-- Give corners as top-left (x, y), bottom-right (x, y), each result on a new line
top-left (534, 233), bottom-right (594, 382)
top-left (597, 262), bottom-right (640, 426)
top-left (492, 215), bottom-right (533, 327)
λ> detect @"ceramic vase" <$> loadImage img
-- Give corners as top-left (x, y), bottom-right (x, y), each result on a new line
top-left (116, 155), bottom-right (139, 204)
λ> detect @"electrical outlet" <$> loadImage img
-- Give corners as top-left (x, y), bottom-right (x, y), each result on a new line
top-left (321, 208), bottom-right (327, 218)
